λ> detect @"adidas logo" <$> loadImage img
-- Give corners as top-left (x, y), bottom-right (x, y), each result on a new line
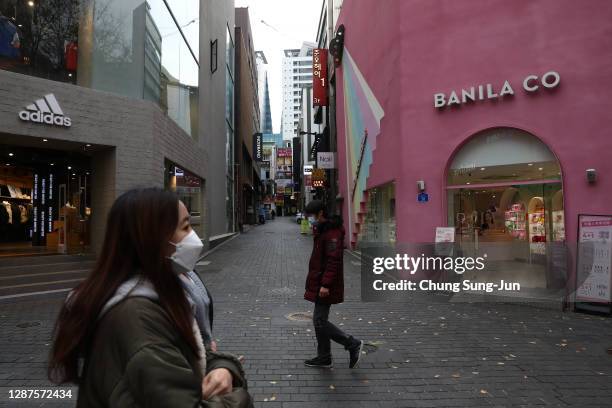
top-left (18, 94), bottom-right (72, 127)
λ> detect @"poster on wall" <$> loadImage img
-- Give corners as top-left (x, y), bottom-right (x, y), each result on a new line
top-left (435, 227), bottom-right (455, 256)
top-left (576, 215), bottom-right (612, 308)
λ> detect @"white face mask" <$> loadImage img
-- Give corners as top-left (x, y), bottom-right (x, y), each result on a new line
top-left (168, 229), bottom-right (204, 274)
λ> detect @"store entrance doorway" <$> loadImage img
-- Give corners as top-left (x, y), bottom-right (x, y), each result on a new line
top-left (0, 143), bottom-right (92, 257)
top-left (446, 128), bottom-right (565, 291)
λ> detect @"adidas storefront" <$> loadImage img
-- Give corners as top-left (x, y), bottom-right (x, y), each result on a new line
top-left (0, 70), bottom-right (207, 257)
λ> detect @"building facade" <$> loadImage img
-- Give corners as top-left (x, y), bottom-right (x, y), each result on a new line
top-left (200, 0), bottom-right (236, 240)
top-left (0, 0), bottom-right (234, 255)
top-left (234, 7), bottom-right (261, 227)
top-left (334, 0), bottom-right (612, 304)
top-left (281, 43), bottom-right (314, 141)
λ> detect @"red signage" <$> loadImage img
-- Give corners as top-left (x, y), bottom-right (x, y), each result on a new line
top-left (277, 147), bottom-right (293, 157)
top-left (313, 49), bottom-right (328, 106)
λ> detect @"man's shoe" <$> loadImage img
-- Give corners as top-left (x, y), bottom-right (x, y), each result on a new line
top-left (304, 356), bottom-right (333, 368)
top-left (349, 340), bottom-right (364, 368)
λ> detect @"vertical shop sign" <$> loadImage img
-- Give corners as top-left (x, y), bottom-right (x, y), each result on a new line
top-left (253, 132), bottom-right (263, 161)
top-left (313, 49), bottom-right (328, 106)
top-left (576, 215), bottom-right (612, 306)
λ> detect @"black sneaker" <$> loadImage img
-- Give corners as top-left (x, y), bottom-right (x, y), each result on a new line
top-left (304, 356), bottom-right (333, 368)
top-left (349, 340), bottom-right (364, 368)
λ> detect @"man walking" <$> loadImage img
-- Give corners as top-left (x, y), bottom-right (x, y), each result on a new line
top-left (303, 200), bottom-right (364, 368)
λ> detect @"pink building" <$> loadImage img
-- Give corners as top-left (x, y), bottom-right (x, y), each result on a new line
top-left (335, 0), bottom-right (612, 302)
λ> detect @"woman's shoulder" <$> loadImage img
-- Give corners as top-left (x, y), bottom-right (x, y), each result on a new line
top-left (96, 297), bottom-right (179, 353)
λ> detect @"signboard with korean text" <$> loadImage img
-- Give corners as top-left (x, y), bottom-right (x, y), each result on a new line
top-left (277, 147), bottom-right (292, 158)
top-left (317, 152), bottom-right (335, 169)
top-left (313, 48), bottom-right (328, 106)
top-left (576, 215), bottom-right (612, 306)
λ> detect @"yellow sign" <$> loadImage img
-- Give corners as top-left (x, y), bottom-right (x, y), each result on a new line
top-left (312, 168), bottom-right (326, 182)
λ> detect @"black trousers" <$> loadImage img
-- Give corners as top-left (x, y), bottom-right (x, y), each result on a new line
top-left (313, 302), bottom-right (357, 358)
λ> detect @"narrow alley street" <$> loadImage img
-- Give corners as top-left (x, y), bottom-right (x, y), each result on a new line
top-left (1, 216), bottom-right (612, 407)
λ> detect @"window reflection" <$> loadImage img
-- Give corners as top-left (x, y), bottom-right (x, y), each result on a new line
top-left (0, 0), bottom-right (200, 138)
top-left (87, 0), bottom-right (199, 138)
top-left (0, 0), bottom-right (79, 83)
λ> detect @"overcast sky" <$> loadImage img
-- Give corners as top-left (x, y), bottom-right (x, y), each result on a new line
top-left (235, 0), bottom-right (323, 133)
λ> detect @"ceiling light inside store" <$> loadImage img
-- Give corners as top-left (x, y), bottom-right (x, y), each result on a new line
top-left (480, 167), bottom-right (486, 171)
top-left (85, 144), bottom-right (91, 147)
top-left (528, 163), bottom-right (533, 166)
top-left (67, 166), bottom-right (72, 170)
top-left (43, 139), bottom-right (48, 142)
top-left (72, 173), bottom-right (76, 176)
top-left (466, 182), bottom-right (471, 185)
top-left (8, 153), bottom-right (13, 156)
top-left (538, 167), bottom-right (543, 171)
top-left (28, 1), bottom-right (34, 6)
top-left (50, 163), bottom-right (55, 166)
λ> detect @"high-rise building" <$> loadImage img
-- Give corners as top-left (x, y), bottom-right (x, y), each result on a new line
top-left (281, 42), bottom-right (315, 141)
top-left (255, 51), bottom-right (273, 134)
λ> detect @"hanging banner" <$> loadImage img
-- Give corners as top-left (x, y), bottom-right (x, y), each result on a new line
top-left (313, 48), bottom-right (328, 106)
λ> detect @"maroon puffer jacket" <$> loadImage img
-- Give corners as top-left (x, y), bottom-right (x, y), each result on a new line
top-left (304, 216), bottom-right (345, 304)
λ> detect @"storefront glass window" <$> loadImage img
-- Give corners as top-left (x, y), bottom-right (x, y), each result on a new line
top-left (360, 182), bottom-right (396, 244)
top-left (0, 0), bottom-right (79, 84)
top-left (84, 0), bottom-right (199, 138)
top-left (446, 128), bottom-right (565, 292)
top-left (165, 161), bottom-right (202, 217)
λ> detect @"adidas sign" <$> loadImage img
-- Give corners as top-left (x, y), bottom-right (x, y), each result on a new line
top-left (18, 94), bottom-right (72, 127)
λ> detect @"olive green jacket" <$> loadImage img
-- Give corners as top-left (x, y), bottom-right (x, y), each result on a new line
top-left (76, 296), bottom-right (252, 408)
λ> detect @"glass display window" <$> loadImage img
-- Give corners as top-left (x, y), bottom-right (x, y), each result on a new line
top-left (360, 182), bottom-right (395, 244)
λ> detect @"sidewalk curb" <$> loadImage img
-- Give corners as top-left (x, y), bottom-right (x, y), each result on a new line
top-left (199, 233), bottom-right (240, 260)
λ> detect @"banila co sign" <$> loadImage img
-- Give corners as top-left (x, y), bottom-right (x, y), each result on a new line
top-left (433, 71), bottom-right (560, 109)
top-left (18, 94), bottom-right (72, 127)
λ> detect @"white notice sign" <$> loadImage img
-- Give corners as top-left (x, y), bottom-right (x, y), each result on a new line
top-left (576, 215), bottom-right (612, 303)
top-left (317, 152), bottom-right (336, 169)
top-left (435, 227), bottom-right (455, 243)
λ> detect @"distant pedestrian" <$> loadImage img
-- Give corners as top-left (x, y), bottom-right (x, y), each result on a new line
top-left (302, 200), bottom-right (364, 369)
top-left (258, 206), bottom-right (266, 224)
top-left (48, 188), bottom-right (252, 407)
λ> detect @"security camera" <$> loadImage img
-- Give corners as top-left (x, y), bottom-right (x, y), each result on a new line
top-left (586, 169), bottom-right (597, 183)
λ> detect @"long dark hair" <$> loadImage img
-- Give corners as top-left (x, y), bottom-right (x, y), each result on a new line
top-left (48, 188), bottom-right (198, 383)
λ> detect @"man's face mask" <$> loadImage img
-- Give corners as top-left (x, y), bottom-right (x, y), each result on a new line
top-left (168, 229), bottom-right (203, 274)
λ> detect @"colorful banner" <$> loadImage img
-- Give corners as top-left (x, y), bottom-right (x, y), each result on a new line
top-left (313, 48), bottom-right (328, 106)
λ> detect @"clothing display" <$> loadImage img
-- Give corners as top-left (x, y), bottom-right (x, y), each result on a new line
top-left (0, 183), bottom-right (33, 243)
top-left (65, 41), bottom-right (78, 71)
top-left (0, 16), bottom-right (20, 59)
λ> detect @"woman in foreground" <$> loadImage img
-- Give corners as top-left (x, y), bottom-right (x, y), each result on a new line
top-left (48, 188), bottom-right (252, 407)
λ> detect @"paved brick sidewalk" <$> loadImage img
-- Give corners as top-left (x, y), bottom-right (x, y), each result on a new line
top-left (1, 216), bottom-right (612, 407)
